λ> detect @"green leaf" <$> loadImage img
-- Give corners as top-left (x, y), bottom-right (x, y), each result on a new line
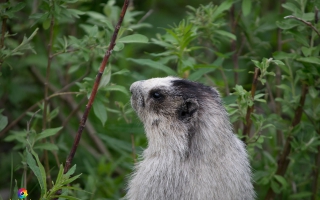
top-left (12, 180), bottom-right (19, 200)
top-left (273, 51), bottom-right (297, 60)
top-left (36, 127), bottom-right (63, 141)
top-left (112, 69), bottom-right (130, 76)
top-left (10, 2), bottom-right (26, 13)
top-left (189, 68), bottom-right (217, 81)
top-left (103, 85), bottom-right (130, 96)
top-left (289, 192), bottom-right (313, 199)
top-left (117, 34), bottom-right (149, 43)
top-left (98, 67), bottom-right (111, 90)
top-left (212, 0), bottom-right (234, 20)
top-left (63, 173), bottom-right (82, 185)
top-left (33, 143), bottom-right (59, 151)
top-left (127, 58), bottom-right (177, 76)
top-left (55, 164), bottom-right (64, 187)
top-left (271, 60), bottom-right (285, 66)
top-left (274, 175), bottom-right (288, 188)
top-left (277, 84), bottom-right (292, 92)
top-left (242, 0), bottom-right (252, 16)
top-left (26, 149), bottom-right (46, 195)
top-left (301, 46), bottom-right (312, 57)
top-left (65, 164), bottom-right (77, 177)
top-left (282, 2), bottom-right (301, 14)
top-left (296, 57), bottom-right (320, 65)
top-left (0, 113), bottom-right (8, 132)
top-left (92, 99), bottom-right (107, 126)
top-left (114, 42), bottom-right (124, 51)
top-left (270, 179), bottom-right (281, 194)
top-left (214, 30), bottom-right (236, 40)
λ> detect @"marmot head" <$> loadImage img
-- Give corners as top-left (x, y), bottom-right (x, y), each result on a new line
top-left (130, 76), bottom-right (229, 158)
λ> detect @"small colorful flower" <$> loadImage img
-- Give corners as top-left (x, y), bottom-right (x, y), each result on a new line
top-left (18, 188), bottom-right (28, 199)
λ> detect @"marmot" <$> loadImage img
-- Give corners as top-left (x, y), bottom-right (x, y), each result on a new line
top-left (126, 77), bottom-right (255, 200)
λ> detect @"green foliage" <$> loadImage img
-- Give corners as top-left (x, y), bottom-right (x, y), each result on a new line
top-left (0, 0), bottom-right (320, 199)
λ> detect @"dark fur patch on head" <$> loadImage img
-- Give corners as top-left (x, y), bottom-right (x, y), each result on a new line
top-left (152, 119), bottom-right (160, 127)
top-left (171, 79), bottom-right (219, 101)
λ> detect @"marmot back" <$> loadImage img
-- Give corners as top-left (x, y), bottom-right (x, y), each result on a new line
top-left (126, 77), bottom-right (255, 200)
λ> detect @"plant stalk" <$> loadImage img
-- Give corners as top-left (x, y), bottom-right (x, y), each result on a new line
top-left (264, 84), bottom-right (308, 200)
top-left (242, 67), bottom-right (260, 143)
top-left (62, 0), bottom-right (130, 174)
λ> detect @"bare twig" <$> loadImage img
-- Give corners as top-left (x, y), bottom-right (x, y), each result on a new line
top-left (264, 84), bottom-right (308, 200)
top-left (62, 0), bottom-right (130, 175)
top-left (138, 9), bottom-right (153, 24)
top-left (29, 65), bottom-right (111, 159)
top-left (242, 68), bottom-right (260, 143)
top-left (284, 15), bottom-right (320, 37)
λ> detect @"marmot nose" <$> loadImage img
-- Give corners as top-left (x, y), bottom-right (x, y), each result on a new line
top-left (130, 80), bottom-right (145, 94)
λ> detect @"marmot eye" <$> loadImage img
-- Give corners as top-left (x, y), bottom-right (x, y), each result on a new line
top-left (152, 92), bottom-right (162, 99)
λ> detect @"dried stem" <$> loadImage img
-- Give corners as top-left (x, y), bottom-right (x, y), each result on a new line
top-left (242, 68), bottom-right (260, 143)
top-left (62, 0), bottom-right (130, 174)
top-left (264, 84), bottom-right (308, 200)
top-left (284, 15), bottom-right (320, 37)
top-left (138, 9), bottom-right (153, 24)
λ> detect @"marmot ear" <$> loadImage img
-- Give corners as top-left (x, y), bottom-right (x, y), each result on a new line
top-left (178, 98), bottom-right (199, 120)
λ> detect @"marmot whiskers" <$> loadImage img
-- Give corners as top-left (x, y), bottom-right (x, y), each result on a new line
top-left (126, 77), bottom-right (255, 200)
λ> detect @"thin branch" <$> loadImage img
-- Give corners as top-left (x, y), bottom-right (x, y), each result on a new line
top-left (242, 68), bottom-right (260, 143)
top-left (312, 136), bottom-right (320, 200)
top-left (62, 0), bottom-right (130, 175)
top-left (276, 1), bottom-right (285, 146)
top-left (0, 17), bottom-right (7, 49)
top-left (42, 0), bottom-right (56, 188)
top-left (264, 84), bottom-right (308, 200)
top-left (138, 9), bottom-right (153, 24)
top-left (284, 15), bottom-right (320, 37)
top-left (30, 64), bottom-right (112, 159)
top-left (0, 91), bottom-right (82, 137)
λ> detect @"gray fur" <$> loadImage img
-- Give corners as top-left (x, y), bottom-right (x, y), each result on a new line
top-left (126, 77), bottom-right (255, 200)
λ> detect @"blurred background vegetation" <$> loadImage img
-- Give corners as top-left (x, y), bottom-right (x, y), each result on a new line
top-left (0, 0), bottom-right (319, 199)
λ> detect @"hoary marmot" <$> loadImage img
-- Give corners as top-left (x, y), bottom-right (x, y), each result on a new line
top-left (126, 76), bottom-right (255, 200)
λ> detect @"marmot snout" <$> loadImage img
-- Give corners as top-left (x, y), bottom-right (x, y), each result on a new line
top-left (127, 76), bottom-right (255, 200)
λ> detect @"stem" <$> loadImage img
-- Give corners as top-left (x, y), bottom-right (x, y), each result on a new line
top-left (312, 136), bottom-right (320, 200)
top-left (62, 0), bottom-right (130, 174)
top-left (242, 68), bottom-right (260, 143)
top-left (0, 0), bottom-right (8, 71)
top-left (276, 0), bottom-right (285, 147)
top-left (264, 84), bottom-right (308, 200)
top-left (284, 15), bottom-right (320, 37)
top-left (42, 0), bottom-right (55, 188)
